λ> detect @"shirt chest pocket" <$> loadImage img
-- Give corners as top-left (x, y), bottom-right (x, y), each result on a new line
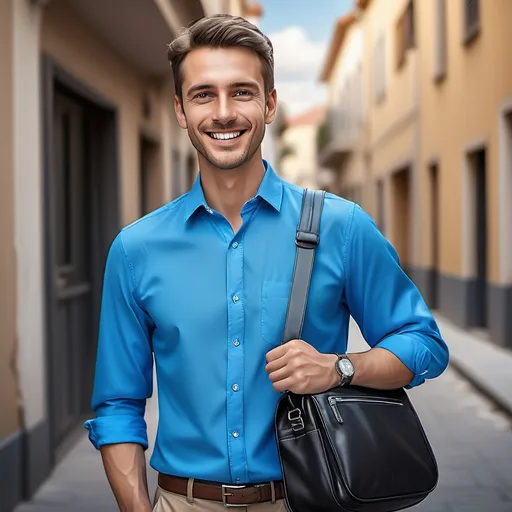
top-left (261, 281), bottom-right (292, 346)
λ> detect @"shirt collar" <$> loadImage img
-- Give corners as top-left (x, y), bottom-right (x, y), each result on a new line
top-left (184, 159), bottom-right (283, 222)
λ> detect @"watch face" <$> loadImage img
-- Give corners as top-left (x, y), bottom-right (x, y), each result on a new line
top-left (338, 358), bottom-right (354, 377)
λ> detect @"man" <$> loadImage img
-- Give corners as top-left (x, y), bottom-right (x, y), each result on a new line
top-left (84, 14), bottom-right (449, 512)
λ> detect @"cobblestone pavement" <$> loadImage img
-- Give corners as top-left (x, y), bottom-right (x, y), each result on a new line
top-left (404, 366), bottom-right (512, 512)
top-left (14, 325), bottom-right (512, 512)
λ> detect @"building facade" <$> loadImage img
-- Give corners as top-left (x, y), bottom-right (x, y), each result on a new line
top-left (415, 0), bottom-right (512, 348)
top-left (320, 0), bottom-right (512, 350)
top-left (318, 12), bottom-right (367, 207)
top-left (281, 106), bottom-right (327, 189)
top-left (0, 1), bottom-right (262, 511)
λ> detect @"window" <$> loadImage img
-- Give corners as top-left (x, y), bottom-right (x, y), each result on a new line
top-left (396, 0), bottom-right (415, 70)
top-left (434, 0), bottom-right (447, 82)
top-left (463, 0), bottom-right (480, 45)
top-left (377, 179), bottom-right (385, 234)
top-left (373, 32), bottom-right (387, 103)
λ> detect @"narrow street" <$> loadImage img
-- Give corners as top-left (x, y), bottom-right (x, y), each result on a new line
top-left (13, 320), bottom-right (512, 512)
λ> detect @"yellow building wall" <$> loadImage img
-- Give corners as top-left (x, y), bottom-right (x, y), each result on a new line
top-left (417, 0), bottom-right (512, 282)
top-left (364, 0), bottom-right (418, 157)
top-left (281, 124), bottom-right (320, 188)
top-left (361, 0), bottom-right (419, 266)
top-left (0, 0), bottom-right (21, 441)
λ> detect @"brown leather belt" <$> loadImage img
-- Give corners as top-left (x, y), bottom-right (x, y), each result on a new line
top-left (158, 473), bottom-right (285, 506)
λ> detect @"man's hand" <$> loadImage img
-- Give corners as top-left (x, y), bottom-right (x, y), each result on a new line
top-left (265, 339), bottom-right (339, 394)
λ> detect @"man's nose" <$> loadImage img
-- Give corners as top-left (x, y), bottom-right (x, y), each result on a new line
top-left (212, 96), bottom-right (237, 125)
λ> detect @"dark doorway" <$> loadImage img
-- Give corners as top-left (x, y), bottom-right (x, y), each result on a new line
top-left (391, 168), bottom-right (411, 269)
top-left (429, 162), bottom-right (440, 309)
top-left (187, 153), bottom-right (197, 190)
top-left (471, 148), bottom-right (488, 328)
top-left (43, 58), bottom-right (119, 460)
top-left (171, 149), bottom-right (181, 200)
top-left (140, 136), bottom-right (159, 216)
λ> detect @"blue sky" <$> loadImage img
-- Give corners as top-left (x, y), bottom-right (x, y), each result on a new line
top-left (257, 0), bottom-right (353, 117)
top-left (259, 0), bottom-right (353, 43)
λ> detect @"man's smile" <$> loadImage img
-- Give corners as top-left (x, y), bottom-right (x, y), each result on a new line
top-left (205, 129), bottom-right (248, 143)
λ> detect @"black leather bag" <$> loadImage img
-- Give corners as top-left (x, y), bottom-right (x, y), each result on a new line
top-left (275, 189), bottom-right (439, 512)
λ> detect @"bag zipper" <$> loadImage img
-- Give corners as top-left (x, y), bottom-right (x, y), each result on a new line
top-left (328, 396), bottom-right (403, 424)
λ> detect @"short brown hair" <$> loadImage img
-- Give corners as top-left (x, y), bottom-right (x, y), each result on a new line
top-left (167, 14), bottom-right (274, 106)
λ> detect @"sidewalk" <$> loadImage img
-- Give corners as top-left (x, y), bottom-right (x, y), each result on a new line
top-left (434, 313), bottom-right (512, 418)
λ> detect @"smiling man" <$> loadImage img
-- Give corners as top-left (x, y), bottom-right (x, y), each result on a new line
top-left (84, 14), bottom-right (449, 512)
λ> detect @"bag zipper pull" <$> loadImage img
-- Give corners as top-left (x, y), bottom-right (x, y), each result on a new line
top-left (328, 397), bottom-right (344, 424)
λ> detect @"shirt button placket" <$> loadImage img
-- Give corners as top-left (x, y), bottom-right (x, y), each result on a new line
top-left (226, 237), bottom-right (247, 483)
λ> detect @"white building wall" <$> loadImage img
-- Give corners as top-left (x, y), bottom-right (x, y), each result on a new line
top-left (13, 0), bottom-right (46, 430)
top-left (330, 25), bottom-right (364, 140)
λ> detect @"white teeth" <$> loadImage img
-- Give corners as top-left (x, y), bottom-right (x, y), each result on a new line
top-left (210, 131), bottom-right (241, 140)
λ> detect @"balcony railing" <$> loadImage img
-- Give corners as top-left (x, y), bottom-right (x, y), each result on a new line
top-left (317, 106), bottom-right (362, 168)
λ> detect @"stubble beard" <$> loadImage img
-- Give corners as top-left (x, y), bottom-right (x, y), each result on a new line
top-left (188, 125), bottom-right (266, 171)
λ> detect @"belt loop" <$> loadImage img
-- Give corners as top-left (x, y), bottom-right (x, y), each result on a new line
top-left (270, 481), bottom-right (276, 504)
top-left (186, 478), bottom-right (195, 504)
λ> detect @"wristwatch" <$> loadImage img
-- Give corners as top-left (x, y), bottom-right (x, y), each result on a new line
top-left (334, 354), bottom-right (355, 387)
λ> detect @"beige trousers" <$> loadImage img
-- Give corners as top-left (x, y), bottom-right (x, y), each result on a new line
top-left (152, 480), bottom-right (288, 512)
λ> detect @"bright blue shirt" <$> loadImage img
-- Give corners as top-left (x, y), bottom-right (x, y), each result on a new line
top-left (84, 160), bottom-right (449, 485)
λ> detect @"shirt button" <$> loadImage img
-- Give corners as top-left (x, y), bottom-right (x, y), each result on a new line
top-left (232, 384), bottom-right (239, 392)
top-left (233, 339), bottom-right (240, 347)
top-left (232, 431), bottom-right (239, 438)
top-left (232, 295), bottom-right (239, 303)
top-left (232, 242), bottom-right (239, 249)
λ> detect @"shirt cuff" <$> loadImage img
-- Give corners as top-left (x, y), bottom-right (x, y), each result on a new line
top-left (376, 334), bottom-right (432, 389)
top-left (83, 414), bottom-right (149, 450)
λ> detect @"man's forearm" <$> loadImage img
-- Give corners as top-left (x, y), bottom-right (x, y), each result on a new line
top-left (348, 348), bottom-right (414, 389)
top-left (326, 347), bottom-right (414, 390)
top-left (100, 443), bottom-right (152, 512)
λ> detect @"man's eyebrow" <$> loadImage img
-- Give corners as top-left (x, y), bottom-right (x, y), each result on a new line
top-left (229, 81), bottom-right (260, 89)
top-left (187, 83), bottom-right (215, 96)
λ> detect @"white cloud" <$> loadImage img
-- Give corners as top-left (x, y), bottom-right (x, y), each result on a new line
top-left (275, 81), bottom-right (326, 117)
top-left (270, 26), bottom-right (327, 81)
top-left (269, 26), bottom-right (328, 117)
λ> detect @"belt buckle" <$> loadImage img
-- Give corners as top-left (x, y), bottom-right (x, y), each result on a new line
top-left (222, 484), bottom-right (248, 507)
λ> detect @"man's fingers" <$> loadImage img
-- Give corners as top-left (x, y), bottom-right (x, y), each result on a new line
top-left (265, 344), bottom-right (288, 363)
top-left (265, 338), bottom-right (307, 363)
top-left (267, 365), bottom-right (290, 383)
top-left (265, 353), bottom-right (289, 374)
top-left (271, 376), bottom-right (295, 393)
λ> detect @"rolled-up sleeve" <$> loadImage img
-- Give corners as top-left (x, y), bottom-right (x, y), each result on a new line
top-left (84, 232), bottom-right (154, 449)
top-left (343, 204), bottom-right (449, 388)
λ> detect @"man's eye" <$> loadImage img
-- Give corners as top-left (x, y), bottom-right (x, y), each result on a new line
top-left (194, 92), bottom-right (212, 99)
top-left (235, 90), bottom-right (252, 97)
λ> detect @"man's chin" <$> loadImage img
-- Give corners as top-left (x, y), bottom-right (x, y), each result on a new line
top-left (205, 149), bottom-right (252, 170)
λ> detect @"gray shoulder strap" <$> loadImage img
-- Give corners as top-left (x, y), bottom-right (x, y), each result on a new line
top-left (281, 189), bottom-right (326, 344)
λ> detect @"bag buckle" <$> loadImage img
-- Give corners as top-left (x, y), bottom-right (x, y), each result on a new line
top-left (288, 408), bottom-right (305, 431)
top-left (296, 230), bottom-right (319, 249)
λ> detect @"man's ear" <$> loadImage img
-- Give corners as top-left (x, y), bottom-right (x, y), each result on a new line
top-left (174, 95), bottom-right (187, 129)
top-left (265, 88), bottom-right (278, 125)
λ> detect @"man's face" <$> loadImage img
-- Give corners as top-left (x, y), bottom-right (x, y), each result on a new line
top-left (175, 46), bottom-right (277, 170)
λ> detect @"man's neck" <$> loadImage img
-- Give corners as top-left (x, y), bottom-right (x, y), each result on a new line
top-left (198, 151), bottom-right (266, 231)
